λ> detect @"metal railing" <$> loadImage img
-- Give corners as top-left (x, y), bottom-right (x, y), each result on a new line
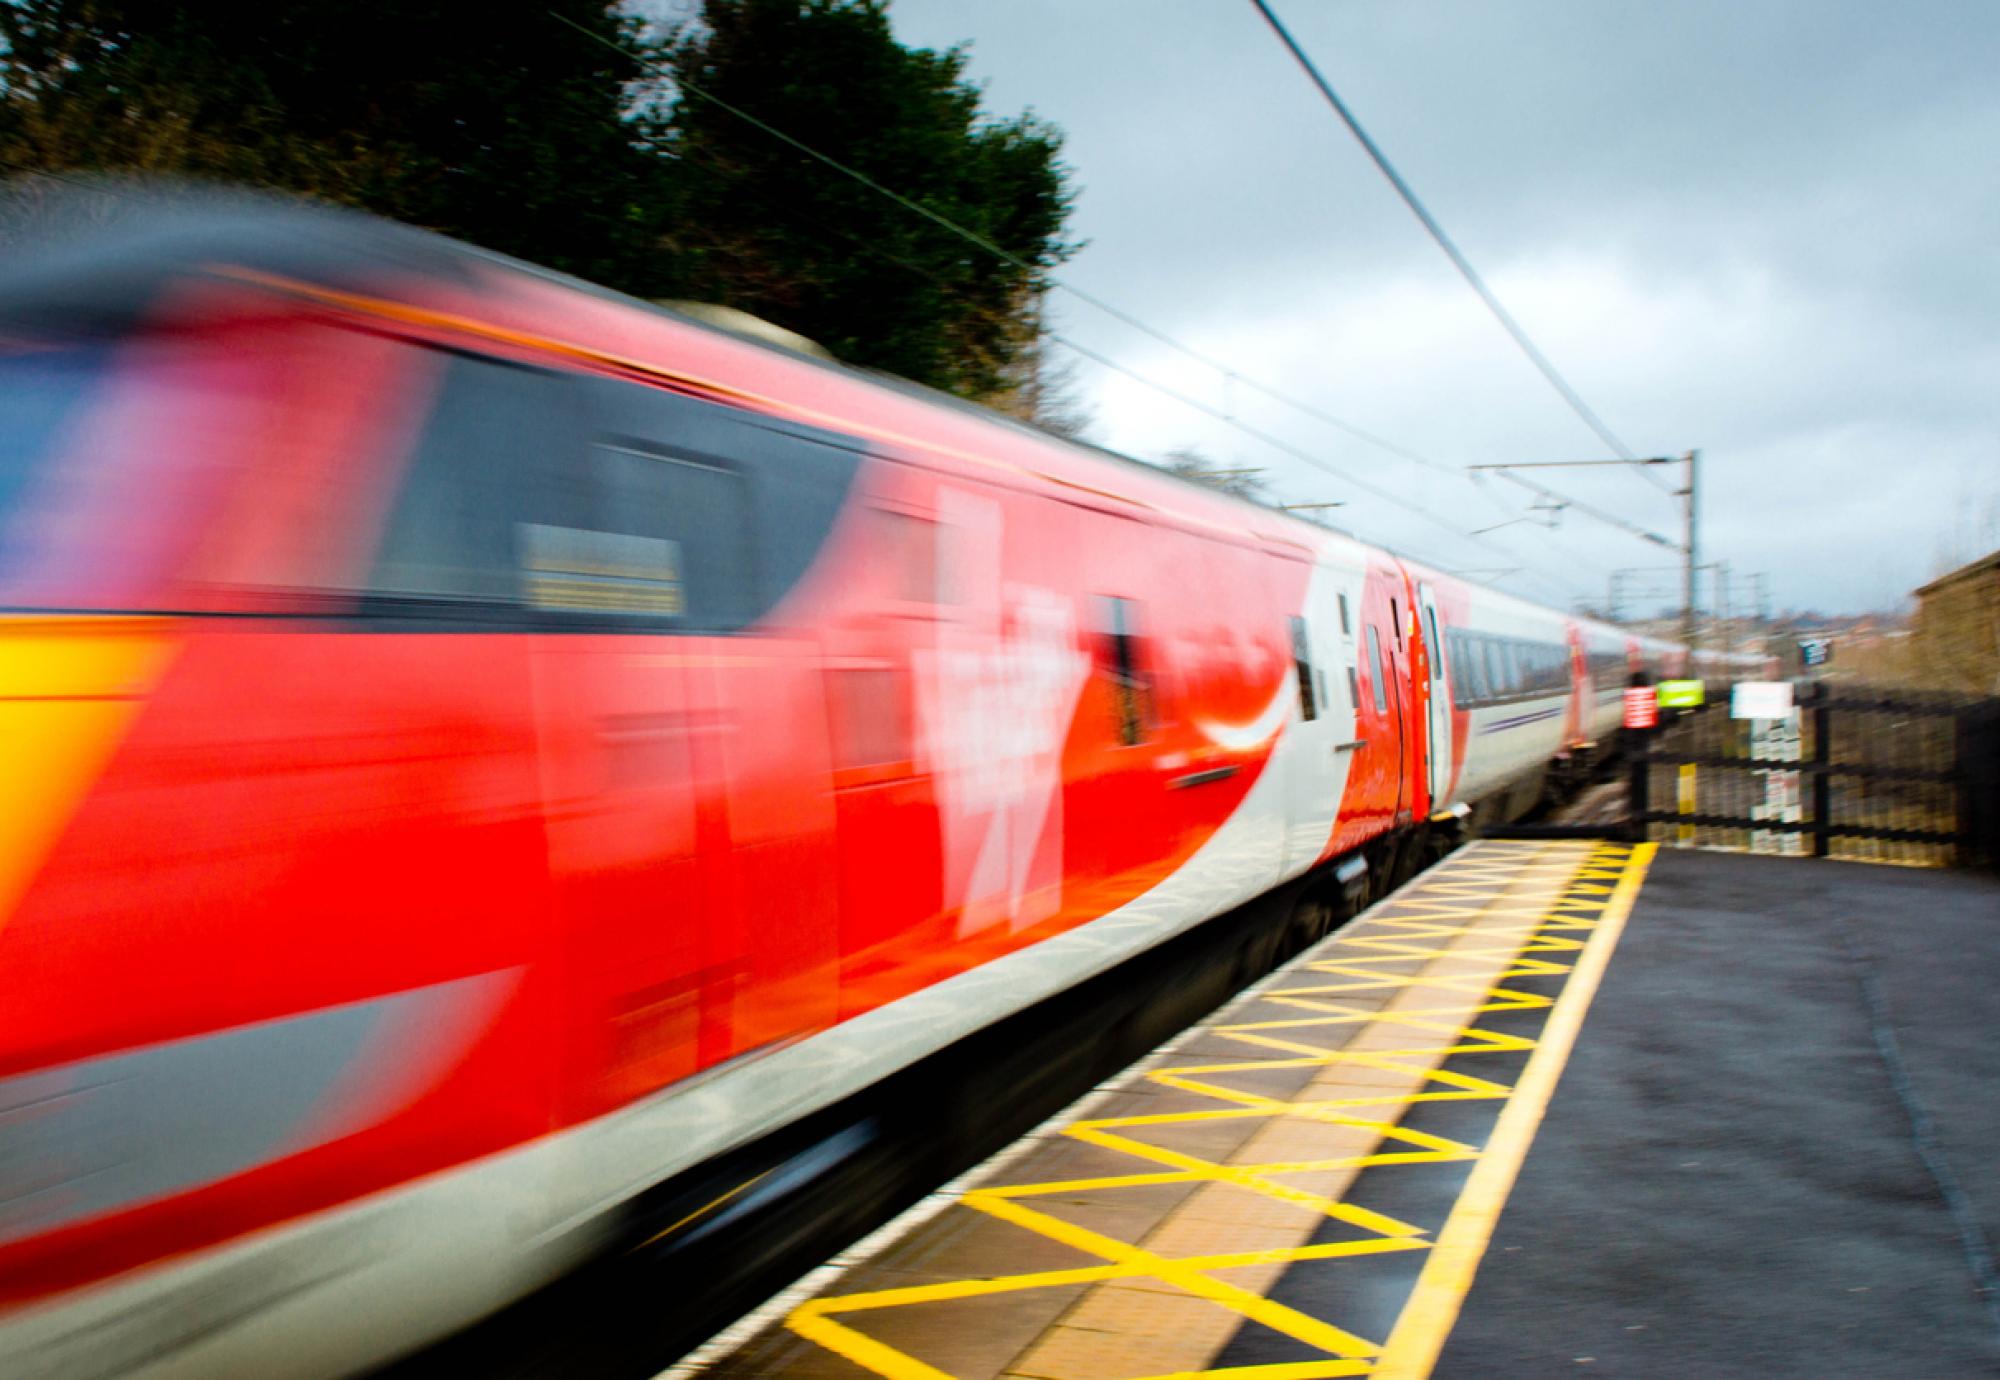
top-left (1629, 682), bottom-right (2000, 867)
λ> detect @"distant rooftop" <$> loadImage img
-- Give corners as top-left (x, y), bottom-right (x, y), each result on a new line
top-left (1915, 547), bottom-right (2000, 598)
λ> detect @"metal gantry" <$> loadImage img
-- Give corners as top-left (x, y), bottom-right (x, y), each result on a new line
top-left (1468, 451), bottom-right (1701, 644)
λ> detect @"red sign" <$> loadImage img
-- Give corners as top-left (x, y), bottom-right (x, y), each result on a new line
top-left (1623, 685), bottom-right (1659, 729)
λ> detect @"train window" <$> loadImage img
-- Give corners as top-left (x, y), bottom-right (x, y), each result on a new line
top-left (1487, 640), bottom-right (1511, 699)
top-left (0, 343), bottom-right (106, 520)
top-left (0, 343), bottom-right (123, 605)
top-left (366, 353), bottom-right (862, 630)
top-left (1346, 666), bottom-right (1361, 712)
top-left (1364, 625), bottom-right (1388, 714)
top-left (829, 665), bottom-right (912, 772)
top-left (1289, 615), bottom-right (1318, 722)
top-left (871, 507), bottom-right (938, 605)
top-left (1423, 607), bottom-right (1444, 681)
top-left (369, 353), bottom-right (586, 608)
top-left (1095, 595), bottom-right (1153, 746)
top-left (1337, 592), bottom-right (1351, 636)
top-left (1595, 651), bottom-right (1623, 693)
top-left (578, 372), bottom-right (860, 630)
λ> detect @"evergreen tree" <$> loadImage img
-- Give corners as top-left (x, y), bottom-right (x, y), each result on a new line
top-left (0, 1), bottom-right (671, 287)
top-left (652, 0), bottom-right (1078, 396)
top-left (0, 1), bottom-right (1082, 399)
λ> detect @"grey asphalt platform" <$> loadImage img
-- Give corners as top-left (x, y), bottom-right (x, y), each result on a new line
top-left (1228, 848), bottom-right (2000, 1378)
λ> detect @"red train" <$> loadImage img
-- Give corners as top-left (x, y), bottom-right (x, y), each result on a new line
top-left (0, 193), bottom-right (1746, 1376)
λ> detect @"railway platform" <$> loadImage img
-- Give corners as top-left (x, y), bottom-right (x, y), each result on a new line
top-left (666, 842), bottom-right (2000, 1379)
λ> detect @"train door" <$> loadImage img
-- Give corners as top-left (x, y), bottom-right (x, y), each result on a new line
top-left (535, 637), bottom-right (706, 1115)
top-left (692, 637), bottom-right (841, 1061)
top-left (537, 375), bottom-right (847, 1113)
top-left (1373, 566), bottom-right (1413, 825)
top-left (1340, 565), bottom-right (1404, 841)
top-left (1416, 581), bottom-right (1452, 805)
top-left (822, 469), bottom-right (951, 1018)
top-left (1282, 559), bottom-right (1353, 875)
top-left (346, 348), bottom-right (713, 1122)
top-left (1360, 560), bottom-right (1408, 824)
top-left (1563, 625), bottom-right (1589, 746)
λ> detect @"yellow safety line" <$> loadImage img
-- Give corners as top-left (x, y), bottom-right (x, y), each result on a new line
top-left (1371, 841), bottom-right (1658, 1379)
top-left (1131, 1363), bottom-right (1374, 1380)
top-left (766, 842), bottom-right (1651, 1380)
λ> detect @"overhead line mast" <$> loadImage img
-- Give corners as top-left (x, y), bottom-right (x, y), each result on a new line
top-left (1247, 0), bottom-right (1709, 630)
top-left (1469, 454), bottom-right (1704, 647)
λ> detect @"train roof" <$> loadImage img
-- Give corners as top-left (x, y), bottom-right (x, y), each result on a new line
top-left (3, 178), bottom-right (1704, 653)
top-left (0, 181), bottom-right (1340, 537)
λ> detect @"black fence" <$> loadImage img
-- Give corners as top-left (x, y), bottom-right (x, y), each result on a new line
top-left (1630, 682), bottom-right (2000, 868)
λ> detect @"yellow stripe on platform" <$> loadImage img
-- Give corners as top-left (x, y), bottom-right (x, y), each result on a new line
top-left (1371, 842), bottom-right (1657, 1379)
top-left (765, 840), bottom-right (1656, 1380)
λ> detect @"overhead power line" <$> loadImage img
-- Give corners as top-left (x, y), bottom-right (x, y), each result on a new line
top-left (1245, 0), bottom-right (1678, 498)
top-left (571, 10), bottom-right (1456, 484)
top-left (551, 9), bottom-right (1615, 596)
top-left (780, 199), bottom-right (1596, 596)
top-left (554, 25), bottom-right (1543, 485)
top-left (1052, 333), bottom-right (1513, 562)
top-left (719, 186), bottom-right (1547, 576)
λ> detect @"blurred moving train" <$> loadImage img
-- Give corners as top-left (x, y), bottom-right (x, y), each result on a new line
top-left (0, 190), bottom-right (1756, 1377)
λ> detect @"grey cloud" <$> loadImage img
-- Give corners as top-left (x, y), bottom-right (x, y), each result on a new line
top-left (884, 0), bottom-right (2000, 611)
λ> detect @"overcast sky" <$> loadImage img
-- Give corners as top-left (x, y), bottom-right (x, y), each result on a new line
top-left (881, 0), bottom-right (2000, 615)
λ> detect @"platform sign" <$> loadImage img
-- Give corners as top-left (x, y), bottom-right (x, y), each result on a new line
top-left (1731, 680), bottom-right (1794, 719)
top-left (1750, 708), bottom-right (1804, 856)
top-left (1799, 638), bottom-right (1833, 668)
top-left (1657, 678), bottom-right (1705, 709)
top-left (1622, 685), bottom-right (1658, 729)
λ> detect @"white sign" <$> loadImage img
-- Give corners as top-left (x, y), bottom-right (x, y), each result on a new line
top-left (1731, 681), bottom-right (1795, 720)
top-left (1749, 709), bottom-right (1804, 856)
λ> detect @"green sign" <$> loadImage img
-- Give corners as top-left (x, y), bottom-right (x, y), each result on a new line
top-left (1657, 678), bottom-right (1706, 708)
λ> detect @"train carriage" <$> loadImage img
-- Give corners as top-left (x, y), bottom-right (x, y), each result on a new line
top-left (0, 192), bottom-right (1750, 1377)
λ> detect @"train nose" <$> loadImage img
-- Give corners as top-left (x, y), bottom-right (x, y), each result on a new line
top-left (0, 616), bottom-right (174, 1274)
top-left (0, 616), bottom-right (174, 926)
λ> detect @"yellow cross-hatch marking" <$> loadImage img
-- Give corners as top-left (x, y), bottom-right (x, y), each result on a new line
top-left (776, 840), bottom-right (1657, 1380)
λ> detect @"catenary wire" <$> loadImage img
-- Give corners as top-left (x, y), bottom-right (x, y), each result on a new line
top-left (552, 9), bottom-right (1624, 596)
top-left (549, 11), bottom-right (1655, 521)
top-left (774, 201), bottom-right (1606, 602)
top-left (1245, 0), bottom-right (1680, 498)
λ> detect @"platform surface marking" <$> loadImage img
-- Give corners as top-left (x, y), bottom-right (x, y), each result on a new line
top-left (704, 839), bottom-right (1654, 1380)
